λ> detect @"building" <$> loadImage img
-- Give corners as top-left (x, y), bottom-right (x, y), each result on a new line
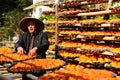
top-left (24, 0), bottom-right (54, 19)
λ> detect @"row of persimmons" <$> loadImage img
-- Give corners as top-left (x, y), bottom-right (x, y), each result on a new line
top-left (48, 39), bottom-right (120, 52)
top-left (38, 64), bottom-right (120, 80)
top-left (59, 41), bottom-right (120, 53)
top-left (45, 30), bottom-right (120, 36)
top-left (59, 51), bottom-right (120, 68)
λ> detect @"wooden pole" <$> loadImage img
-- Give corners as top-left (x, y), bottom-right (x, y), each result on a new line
top-left (55, 0), bottom-right (59, 59)
top-left (106, 0), bottom-right (113, 10)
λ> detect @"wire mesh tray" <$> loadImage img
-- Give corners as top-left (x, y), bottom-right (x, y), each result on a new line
top-left (79, 61), bottom-right (111, 68)
top-left (7, 58), bottom-right (66, 74)
top-left (59, 46), bottom-right (79, 50)
top-left (58, 55), bottom-right (79, 60)
top-left (104, 63), bottom-right (120, 75)
top-left (58, 55), bottom-right (79, 64)
top-left (0, 53), bottom-right (37, 64)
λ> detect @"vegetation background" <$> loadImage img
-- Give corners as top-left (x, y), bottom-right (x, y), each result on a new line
top-left (0, 0), bottom-right (32, 41)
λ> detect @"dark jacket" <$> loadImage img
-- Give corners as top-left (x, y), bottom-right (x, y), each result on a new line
top-left (15, 31), bottom-right (49, 58)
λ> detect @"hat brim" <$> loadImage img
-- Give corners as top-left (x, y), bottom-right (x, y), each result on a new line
top-left (19, 17), bottom-right (44, 32)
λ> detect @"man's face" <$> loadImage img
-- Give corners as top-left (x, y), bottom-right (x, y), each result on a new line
top-left (27, 22), bottom-right (36, 33)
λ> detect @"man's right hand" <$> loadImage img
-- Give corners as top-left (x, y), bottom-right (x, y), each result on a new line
top-left (17, 47), bottom-right (26, 54)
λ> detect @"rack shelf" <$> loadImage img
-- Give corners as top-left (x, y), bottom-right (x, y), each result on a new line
top-left (59, 0), bottom-right (119, 8)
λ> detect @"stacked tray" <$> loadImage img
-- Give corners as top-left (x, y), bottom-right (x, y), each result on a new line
top-left (7, 58), bottom-right (65, 74)
top-left (104, 61), bottom-right (120, 75)
top-left (0, 53), bottom-right (37, 64)
top-left (58, 54), bottom-right (79, 64)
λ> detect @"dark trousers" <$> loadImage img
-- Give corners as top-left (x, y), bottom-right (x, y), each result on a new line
top-left (22, 71), bottom-right (46, 80)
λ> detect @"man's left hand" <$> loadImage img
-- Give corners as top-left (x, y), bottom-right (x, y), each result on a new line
top-left (28, 47), bottom-right (37, 56)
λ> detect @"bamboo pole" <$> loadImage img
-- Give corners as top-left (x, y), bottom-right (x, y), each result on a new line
top-left (55, 0), bottom-right (59, 59)
top-left (77, 10), bottom-right (112, 16)
top-left (106, 0), bottom-right (113, 10)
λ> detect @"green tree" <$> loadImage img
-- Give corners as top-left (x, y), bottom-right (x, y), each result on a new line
top-left (0, 0), bottom-right (32, 40)
top-left (3, 9), bottom-right (25, 38)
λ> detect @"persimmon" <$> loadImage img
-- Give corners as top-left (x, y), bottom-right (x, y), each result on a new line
top-left (38, 64), bottom-right (117, 80)
top-left (0, 47), bottom-right (13, 54)
top-left (0, 53), bottom-right (35, 62)
top-left (9, 59), bottom-right (65, 72)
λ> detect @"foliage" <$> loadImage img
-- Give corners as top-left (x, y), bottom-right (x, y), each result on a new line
top-left (16, 0), bottom-right (32, 9)
top-left (2, 9), bottom-right (25, 38)
top-left (40, 14), bottom-right (56, 21)
top-left (0, 0), bottom-right (32, 41)
top-left (110, 14), bottom-right (120, 19)
top-left (0, 0), bottom-right (17, 12)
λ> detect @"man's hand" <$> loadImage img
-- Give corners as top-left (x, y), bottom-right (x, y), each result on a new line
top-left (28, 47), bottom-right (37, 56)
top-left (17, 47), bottom-right (26, 54)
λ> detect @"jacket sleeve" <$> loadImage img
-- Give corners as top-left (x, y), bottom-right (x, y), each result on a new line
top-left (36, 32), bottom-right (50, 54)
top-left (14, 34), bottom-right (25, 52)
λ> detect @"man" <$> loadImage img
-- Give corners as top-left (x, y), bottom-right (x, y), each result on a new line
top-left (15, 17), bottom-right (49, 80)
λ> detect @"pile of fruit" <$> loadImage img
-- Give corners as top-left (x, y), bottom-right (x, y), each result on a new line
top-left (38, 64), bottom-right (120, 80)
top-left (8, 59), bottom-right (65, 73)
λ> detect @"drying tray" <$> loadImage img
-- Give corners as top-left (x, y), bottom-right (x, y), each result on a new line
top-left (104, 63), bottom-right (120, 75)
top-left (58, 55), bottom-right (79, 64)
top-left (0, 53), bottom-right (37, 64)
top-left (58, 54), bottom-right (79, 60)
top-left (79, 61), bottom-right (111, 69)
top-left (7, 58), bottom-right (66, 74)
top-left (59, 46), bottom-right (80, 51)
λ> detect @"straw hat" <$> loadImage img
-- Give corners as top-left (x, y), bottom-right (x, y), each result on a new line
top-left (19, 17), bottom-right (44, 32)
